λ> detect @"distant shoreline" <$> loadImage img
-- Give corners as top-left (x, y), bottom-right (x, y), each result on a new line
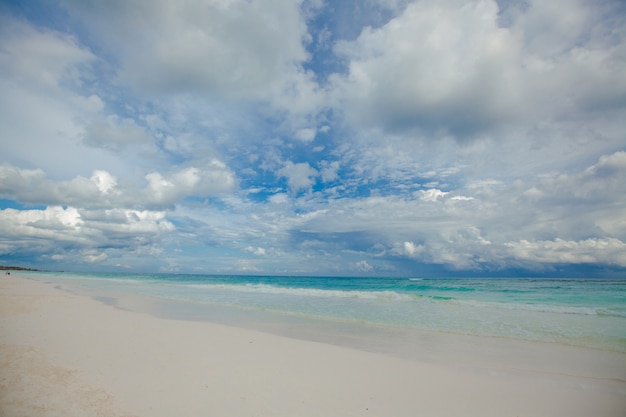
top-left (0, 265), bottom-right (41, 271)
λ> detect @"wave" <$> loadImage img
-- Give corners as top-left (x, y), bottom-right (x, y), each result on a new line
top-left (66, 273), bottom-right (624, 320)
top-left (180, 283), bottom-right (626, 318)
top-left (184, 283), bottom-right (619, 316)
top-left (185, 283), bottom-right (416, 302)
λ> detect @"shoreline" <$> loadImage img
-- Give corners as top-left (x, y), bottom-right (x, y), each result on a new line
top-left (48, 272), bottom-right (626, 371)
top-left (2, 273), bottom-right (625, 416)
top-left (30, 270), bottom-right (626, 354)
top-left (147, 294), bottom-right (626, 380)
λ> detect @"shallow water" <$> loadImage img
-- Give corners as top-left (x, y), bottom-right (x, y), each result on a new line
top-left (31, 272), bottom-right (626, 353)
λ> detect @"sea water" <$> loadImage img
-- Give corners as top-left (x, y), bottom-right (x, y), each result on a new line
top-left (30, 272), bottom-right (626, 353)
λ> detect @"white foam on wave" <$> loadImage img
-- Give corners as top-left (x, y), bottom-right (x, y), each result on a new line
top-left (186, 283), bottom-right (416, 302)
top-left (172, 282), bottom-right (626, 317)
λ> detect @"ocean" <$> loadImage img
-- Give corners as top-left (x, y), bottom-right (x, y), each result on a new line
top-left (29, 272), bottom-right (626, 353)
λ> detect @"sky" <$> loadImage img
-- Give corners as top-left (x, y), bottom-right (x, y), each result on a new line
top-left (0, 0), bottom-right (625, 277)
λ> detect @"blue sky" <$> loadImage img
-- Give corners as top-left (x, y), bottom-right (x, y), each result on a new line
top-left (1, 0), bottom-right (625, 277)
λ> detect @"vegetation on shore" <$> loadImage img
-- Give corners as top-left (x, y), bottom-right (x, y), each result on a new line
top-left (0, 265), bottom-right (40, 271)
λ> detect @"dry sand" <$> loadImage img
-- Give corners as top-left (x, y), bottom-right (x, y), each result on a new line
top-left (1, 273), bottom-right (624, 416)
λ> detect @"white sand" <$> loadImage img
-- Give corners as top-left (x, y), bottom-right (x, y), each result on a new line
top-left (1, 274), bottom-right (625, 417)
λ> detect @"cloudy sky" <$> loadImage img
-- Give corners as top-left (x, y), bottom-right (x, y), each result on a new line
top-left (1, 0), bottom-right (625, 277)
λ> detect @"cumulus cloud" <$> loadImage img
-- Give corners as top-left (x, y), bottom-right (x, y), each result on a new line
top-left (0, 16), bottom-right (133, 178)
top-left (401, 241), bottom-right (424, 257)
top-left (0, 165), bottom-right (104, 206)
top-left (331, 0), bottom-right (626, 139)
top-left (245, 246), bottom-right (267, 256)
top-left (0, 162), bottom-right (235, 210)
top-left (84, 148), bottom-right (621, 273)
top-left (419, 189), bottom-right (448, 202)
top-left (269, 151), bottom-right (626, 272)
top-left (0, 16), bottom-right (96, 89)
top-left (143, 165), bottom-right (234, 208)
top-left (511, 151), bottom-right (626, 238)
top-left (91, 170), bottom-right (117, 194)
top-left (277, 161), bottom-right (319, 193)
top-left (1, 1), bottom-right (625, 275)
top-left (294, 128), bottom-right (317, 142)
top-left (83, 250), bottom-right (108, 263)
top-left (0, 205), bottom-right (174, 268)
top-left (60, 0), bottom-right (319, 106)
top-left (505, 238), bottom-right (626, 267)
top-left (0, 206), bottom-right (84, 254)
top-left (319, 160), bottom-right (340, 183)
top-left (355, 260), bottom-right (373, 272)
top-left (331, 0), bottom-right (520, 135)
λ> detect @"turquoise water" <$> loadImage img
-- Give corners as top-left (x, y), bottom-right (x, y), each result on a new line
top-left (34, 272), bottom-right (626, 352)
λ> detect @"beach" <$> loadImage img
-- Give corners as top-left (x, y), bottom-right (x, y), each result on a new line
top-left (1, 273), bottom-right (625, 416)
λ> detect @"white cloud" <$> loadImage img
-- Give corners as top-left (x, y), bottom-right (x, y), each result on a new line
top-left (277, 161), bottom-right (319, 193)
top-left (1, 1), bottom-right (625, 275)
top-left (264, 151), bottom-right (626, 271)
top-left (0, 163), bottom-right (235, 210)
top-left (83, 209), bottom-right (175, 234)
top-left (60, 0), bottom-right (317, 104)
top-left (505, 238), bottom-right (626, 267)
top-left (355, 260), bottom-right (373, 272)
top-left (332, 0), bottom-right (521, 135)
top-left (245, 246), bottom-right (267, 256)
top-left (330, 0), bottom-right (626, 140)
top-left (294, 128), bottom-right (317, 142)
top-left (519, 151), bottom-right (626, 209)
top-left (0, 205), bottom-right (175, 267)
top-left (0, 206), bottom-right (85, 254)
top-left (402, 241), bottom-right (424, 257)
top-left (82, 116), bottom-right (152, 153)
top-left (0, 17), bottom-right (131, 178)
top-left (319, 161), bottom-right (340, 183)
top-left (269, 193), bottom-right (291, 205)
top-left (74, 0), bottom-right (329, 145)
top-left (419, 189), bottom-right (448, 202)
top-left (143, 163), bottom-right (235, 207)
top-left (90, 170), bottom-right (117, 194)
top-left (0, 16), bottom-right (96, 89)
top-left (0, 165), bottom-right (99, 205)
top-left (83, 250), bottom-right (107, 263)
